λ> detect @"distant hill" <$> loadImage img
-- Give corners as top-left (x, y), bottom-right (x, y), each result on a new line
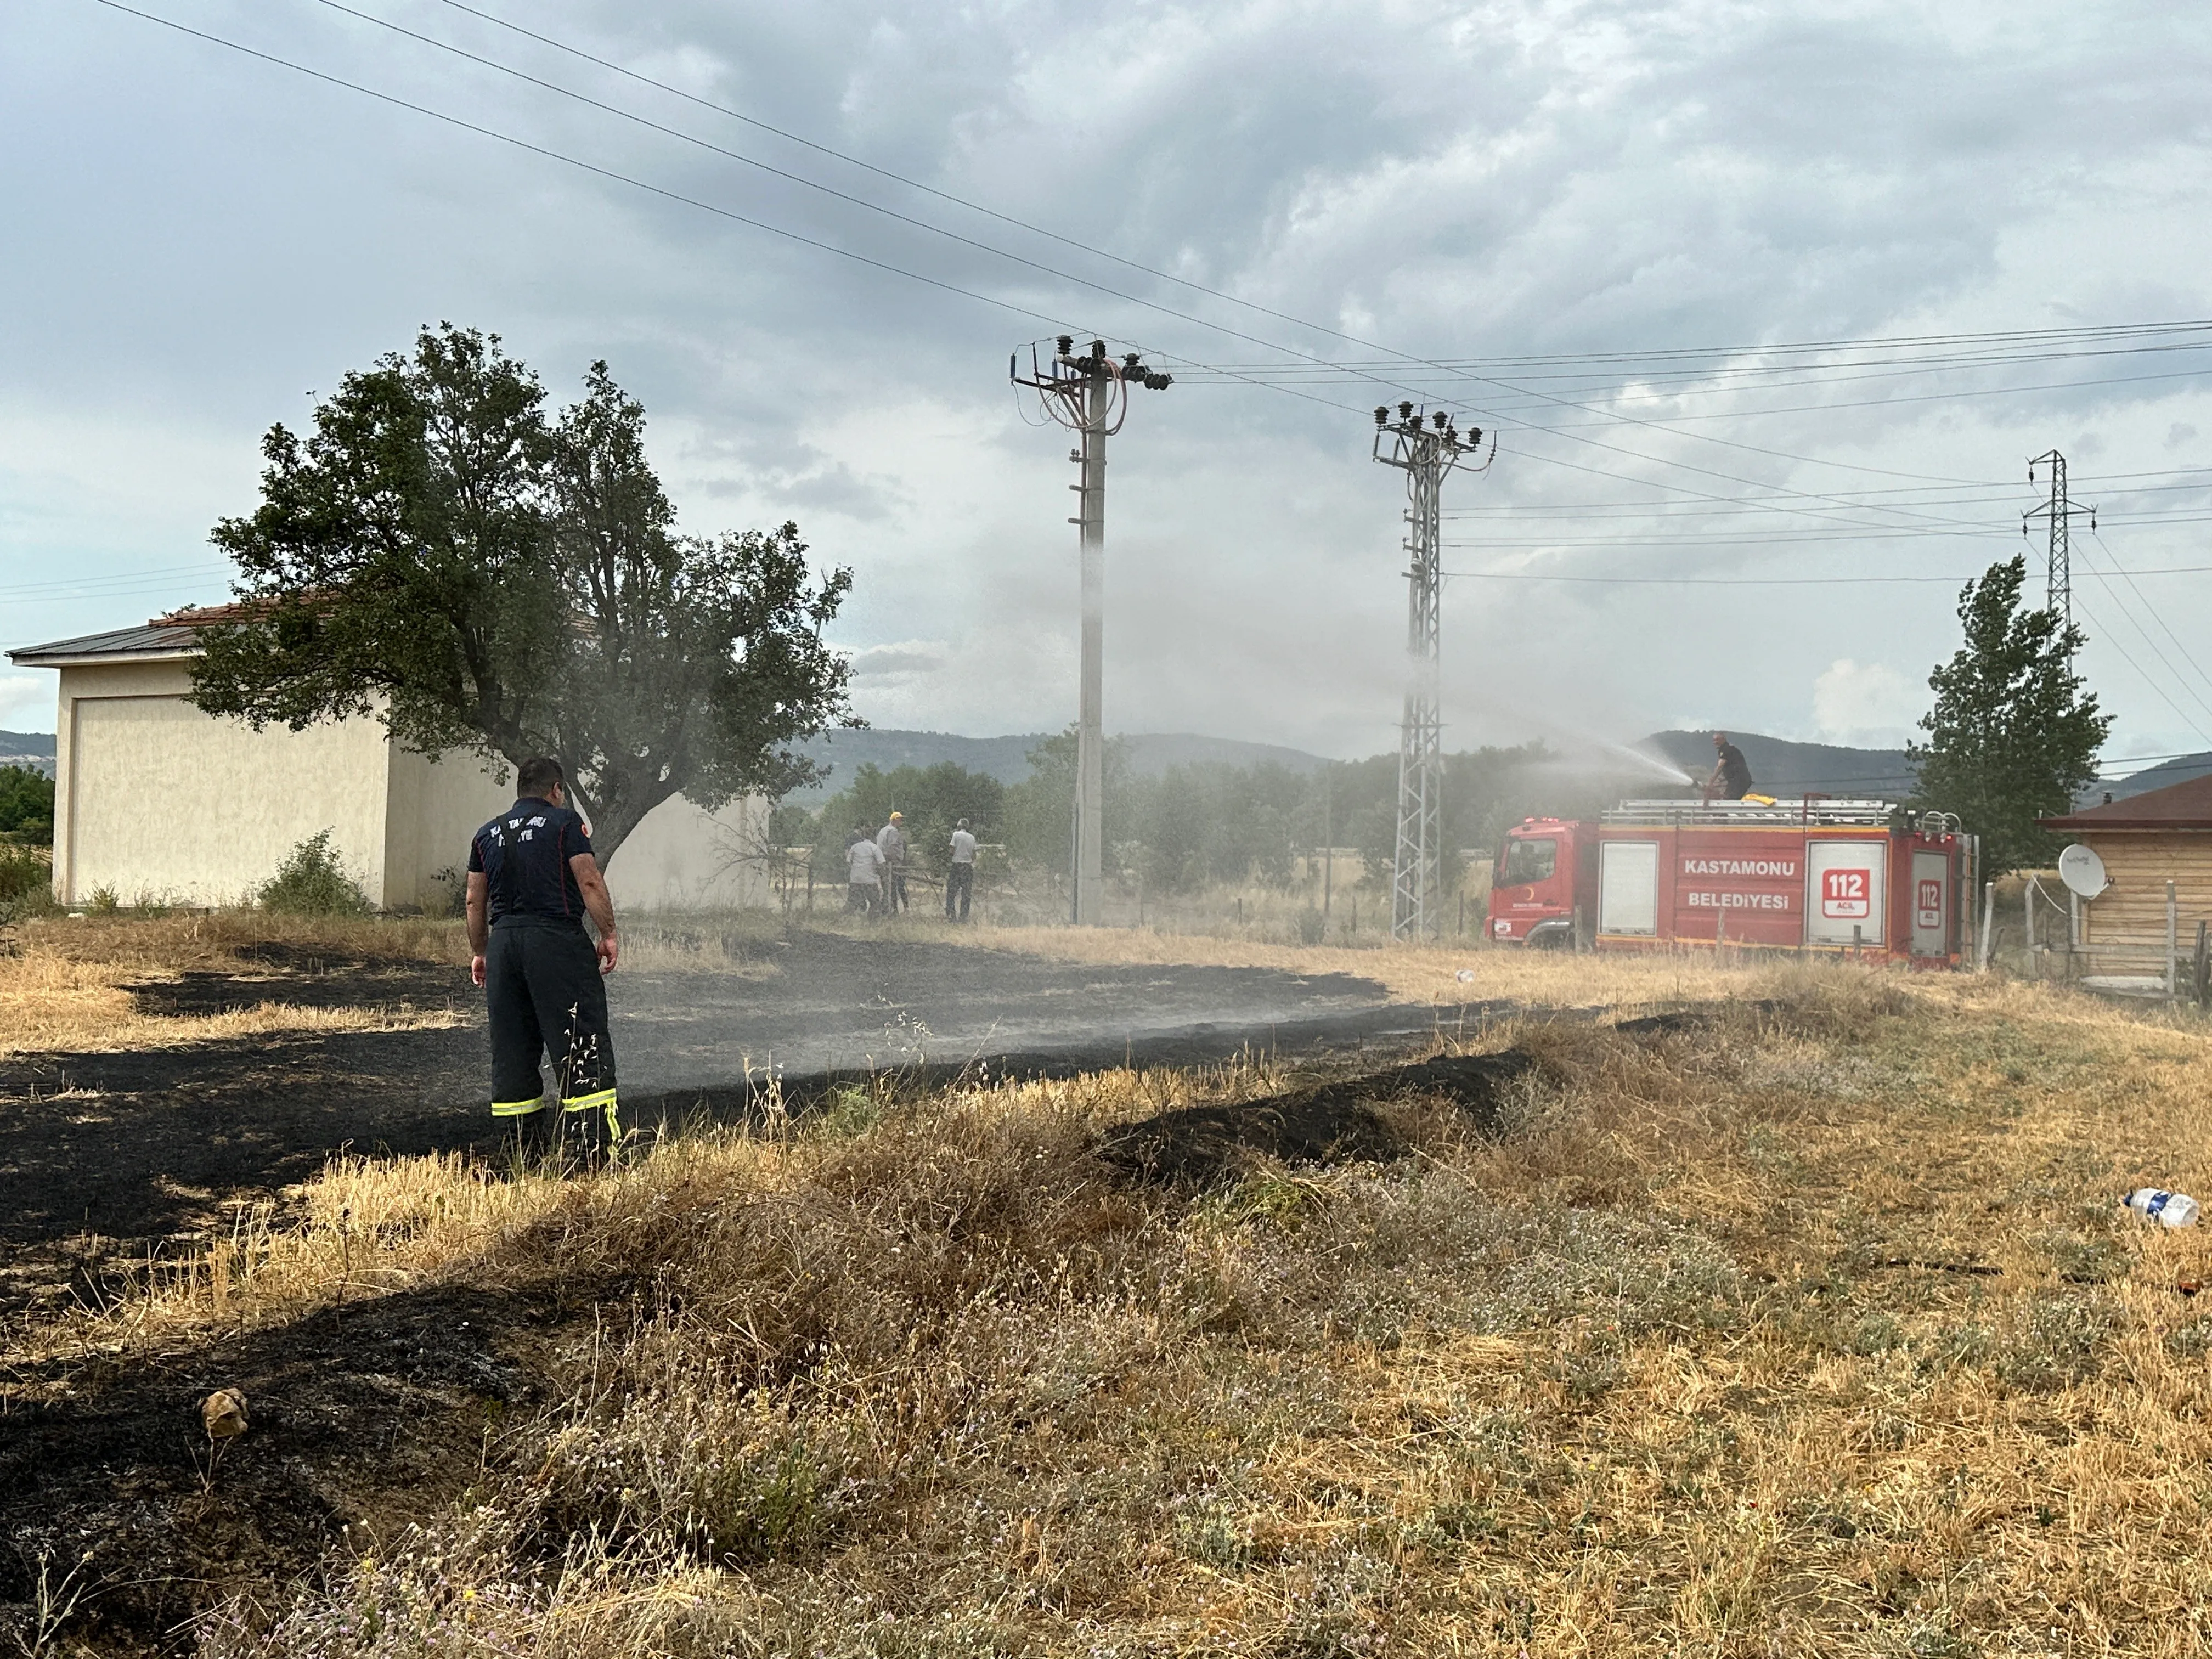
top-left (786, 729), bottom-right (1329, 798)
top-left (1629, 731), bottom-right (2212, 810)
top-left (1641, 731), bottom-right (1917, 798)
top-left (0, 730), bottom-right (54, 777)
top-left (2101, 751), bottom-right (2212, 802)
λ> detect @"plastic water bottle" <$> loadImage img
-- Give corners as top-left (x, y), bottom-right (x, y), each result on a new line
top-left (2125, 1188), bottom-right (2202, 1228)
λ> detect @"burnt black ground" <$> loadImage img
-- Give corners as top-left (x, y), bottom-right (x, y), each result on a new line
top-left (1099, 1050), bottom-right (1542, 1186)
top-left (0, 930), bottom-right (1471, 1314)
top-left (0, 935), bottom-right (1717, 1654)
top-left (0, 929), bottom-right (1458, 1652)
top-left (1, 1278), bottom-right (581, 1655)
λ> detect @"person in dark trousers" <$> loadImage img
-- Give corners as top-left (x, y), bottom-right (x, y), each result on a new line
top-left (945, 817), bottom-right (977, 921)
top-left (1706, 731), bottom-right (1753, 802)
top-left (876, 811), bottom-right (909, 912)
top-left (466, 756), bottom-right (622, 1167)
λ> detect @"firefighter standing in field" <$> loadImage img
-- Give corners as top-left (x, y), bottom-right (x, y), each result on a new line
top-left (466, 757), bottom-right (621, 1166)
top-left (1706, 731), bottom-right (1754, 802)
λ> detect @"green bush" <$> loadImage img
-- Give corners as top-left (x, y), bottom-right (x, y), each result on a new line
top-left (259, 830), bottom-right (373, 916)
top-left (0, 764), bottom-right (54, 844)
top-left (0, 844), bottom-right (54, 921)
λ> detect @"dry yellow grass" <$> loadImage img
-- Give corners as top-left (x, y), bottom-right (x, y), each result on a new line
top-left (14, 909), bottom-right (469, 971)
top-left (25, 961), bottom-right (2212, 1654)
top-left (961, 915), bottom-right (1753, 1007)
top-left (0, 911), bottom-right (469, 1054)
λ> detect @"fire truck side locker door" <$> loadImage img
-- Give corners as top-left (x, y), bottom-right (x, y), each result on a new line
top-left (1804, 840), bottom-right (1888, 947)
top-left (1599, 840), bottom-right (1660, 935)
top-left (1910, 850), bottom-right (1948, 957)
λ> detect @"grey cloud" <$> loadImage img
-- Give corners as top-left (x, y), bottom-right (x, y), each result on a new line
top-left (7, 0), bottom-right (2212, 763)
top-left (848, 641), bottom-right (949, 679)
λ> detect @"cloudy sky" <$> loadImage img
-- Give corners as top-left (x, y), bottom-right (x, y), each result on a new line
top-left (5, 0), bottom-right (2211, 775)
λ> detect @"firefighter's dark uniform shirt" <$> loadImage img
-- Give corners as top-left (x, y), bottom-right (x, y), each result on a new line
top-left (1716, 744), bottom-right (1753, 800)
top-left (469, 797), bottom-right (617, 1136)
top-left (469, 799), bottom-right (594, 928)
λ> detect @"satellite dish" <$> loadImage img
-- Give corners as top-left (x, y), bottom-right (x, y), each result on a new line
top-left (2058, 843), bottom-right (2108, 899)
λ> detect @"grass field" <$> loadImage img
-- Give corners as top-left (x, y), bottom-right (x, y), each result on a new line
top-left (0, 909), bottom-right (801, 1054)
top-left (0, 911), bottom-right (469, 1055)
top-left (13, 919), bottom-right (2212, 1656)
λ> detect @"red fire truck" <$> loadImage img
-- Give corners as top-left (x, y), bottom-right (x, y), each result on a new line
top-left (1487, 799), bottom-right (1972, 964)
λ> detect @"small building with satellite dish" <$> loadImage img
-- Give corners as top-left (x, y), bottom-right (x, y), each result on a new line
top-left (2040, 776), bottom-right (2212, 989)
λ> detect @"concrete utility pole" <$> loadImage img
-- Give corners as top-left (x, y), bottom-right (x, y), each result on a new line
top-left (1373, 403), bottom-right (1486, 939)
top-left (1012, 337), bottom-right (1172, 923)
top-left (2025, 449), bottom-right (2095, 633)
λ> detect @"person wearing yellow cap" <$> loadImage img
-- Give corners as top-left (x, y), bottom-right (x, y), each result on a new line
top-left (876, 811), bottom-right (910, 913)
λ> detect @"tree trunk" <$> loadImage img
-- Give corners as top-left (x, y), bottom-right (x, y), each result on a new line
top-left (566, 775), bottom-right (682, 869)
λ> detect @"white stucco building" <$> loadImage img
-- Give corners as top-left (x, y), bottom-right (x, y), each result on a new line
top-left (9, 610), bottom-right (770, 912)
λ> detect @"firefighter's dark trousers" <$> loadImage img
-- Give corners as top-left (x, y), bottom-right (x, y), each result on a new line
top-left (486, 918), bottom-right (619, 1164)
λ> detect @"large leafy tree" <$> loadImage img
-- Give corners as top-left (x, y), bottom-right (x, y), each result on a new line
top-left (1910, 555), bottom-right (2109, 874)
top-left (192, 325), bottom-right (854, 862)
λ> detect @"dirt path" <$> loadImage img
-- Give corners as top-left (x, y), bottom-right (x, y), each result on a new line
top-left (0, 931), bottom-right (1427, 1314)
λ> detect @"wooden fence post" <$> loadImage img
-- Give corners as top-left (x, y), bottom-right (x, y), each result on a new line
top-left (2167, 881), bottom-right (2180, 1001)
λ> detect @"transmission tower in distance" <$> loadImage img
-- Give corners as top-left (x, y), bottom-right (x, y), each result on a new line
top-left (2024, 449), bottom-right (2095, 633)
top-left (1372, 402), bottom-right (1489, 939)
top-left (1012, 336), bottom-right (1173, 924)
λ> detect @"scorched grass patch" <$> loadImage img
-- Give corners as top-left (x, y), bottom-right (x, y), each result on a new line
top-left (11, 964), bottom-right (2212, 1655)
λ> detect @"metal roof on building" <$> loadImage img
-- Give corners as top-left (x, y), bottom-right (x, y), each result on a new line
top-left (2043, 773), bottom-right (2212, 832)
top-left (6, 619), bottom-right (205, 666)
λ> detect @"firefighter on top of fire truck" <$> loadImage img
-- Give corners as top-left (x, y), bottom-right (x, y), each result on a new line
top-left (1706, 732), bottom-right (1753, 802)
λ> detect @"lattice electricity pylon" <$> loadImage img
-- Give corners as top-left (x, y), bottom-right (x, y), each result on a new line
top-left (2025, 449), bottom-right (2096, 634)
top-left (1372, 403), bottom-right (1490, 939)
top-left (1011, 337), bottom-right (1172, 924)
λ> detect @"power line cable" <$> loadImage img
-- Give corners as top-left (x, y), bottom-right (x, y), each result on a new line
top-left (0, 561), bottom-right (230, 601)
top-left (97, 1), bottom-right (1419, 438)
top-left (2070, 590), bottom-right (2212, 747)
top-left (83, 0), bottom-right (1988, 537)
top-left (2089, 529), bottom-right (2212, 711)
top-left (89, 1), bottom-right (1117, 337)
top-left (311, 1), bottom-right (2042, 505)
top-left (432, 0), bottom-right (2212, 489)
top-left (1446, 476), bottom-right (2212, 515)
top-left (2075, 537), bottom-right (2212, 725)
top-left (1189, 319), bottom-right (2212, 372)
top-left (94, 1), bottom-right (2212, 549)
top-left (1439, 562), bottom-right (2212, 586)
top-left (1178, 331), bottom-right (2212, 387)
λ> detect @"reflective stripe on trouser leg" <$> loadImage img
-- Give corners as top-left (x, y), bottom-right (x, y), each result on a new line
top-left (490, 1098), bottom-right (547, 1118)
top-left (562, 1086), bottom-right (620, 1142)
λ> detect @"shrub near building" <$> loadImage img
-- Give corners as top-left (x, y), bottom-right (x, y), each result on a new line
top-left (0, 764), bottom-right (54, 844)
top-left (0, 765), bottom-right (55, 919)
top-left (259, 830), bottom-right (374, 917)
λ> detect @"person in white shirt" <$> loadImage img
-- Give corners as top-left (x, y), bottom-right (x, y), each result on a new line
top-left (845, 826), bottom-right (887, 917)
top-left (945, 817), bottom-right (978, 922)
top-left (875, 811), bottom-right (909, 912)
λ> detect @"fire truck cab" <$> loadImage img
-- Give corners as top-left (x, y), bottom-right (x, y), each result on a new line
top-left (1491, 799), bottom-right (1971, 965)
top-left (1487, 816), bottom-right (1596, 949)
